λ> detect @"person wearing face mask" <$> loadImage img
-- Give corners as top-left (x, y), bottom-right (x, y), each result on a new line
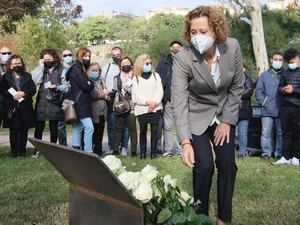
top-left (0, 46), bottom-right (12, 128)
top-left (113, 56), bottom-right (137, 157)
top-left (66, 48), bottom-right (94, 153)
top-left (274, 48), bottom-right (300, 166)
top-left (100, 46), bottom-right (129, 155)
top-left (171, 6), bottom-right (245, 225)
top-left (0, 55), bottom-right (36, 157)
top-left (255, 52), bottom-right (284, 160)
top-left (156, 40), bottom-right (183, 157)
top-left (31, 48), bottom-right (69, 158)
top-left (55, 49), bottom-right (73, 147)
top-left (88, 62), bottom-right (109, 156)
top-left (132, 54), bottom-right (163, 159)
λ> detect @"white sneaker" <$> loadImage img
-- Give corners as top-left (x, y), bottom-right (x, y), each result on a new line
top-left (163, 152), bottom-right (173, 157)
top-left (291, 157), bottom-right (300, 166)
top-left (31, 151), bottom-right (40, 158)
top-left (272, 156), bottom-right (291, 165)
top-left (120, 147), bottom-right (127, 156)
top-left (104, 148), bottom-right (113, 155)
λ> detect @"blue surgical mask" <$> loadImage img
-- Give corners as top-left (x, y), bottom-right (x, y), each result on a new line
top-left (143, 64), bottom-right (152, 73)
top-left (64, 56), bottom-right (73, 65)
top-left (288, 63), bottom-right (298, 70)
top-left (89, 71), bottom-right (100, 80)
top-left (1, 54), bottom-right (11, 63)
top-left (272, 61), bottom-right (282, 70)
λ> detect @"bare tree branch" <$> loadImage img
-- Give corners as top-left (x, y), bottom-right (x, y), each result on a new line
top-left (0, 7), bottom-right (25, 13)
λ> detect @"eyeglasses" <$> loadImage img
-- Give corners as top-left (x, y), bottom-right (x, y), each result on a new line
top-left (63, 54), bottom-right (72, 57)
top-left (145, 62), bottom-right (152, 66)
top-left (1, 52), bottom-right (11, 55)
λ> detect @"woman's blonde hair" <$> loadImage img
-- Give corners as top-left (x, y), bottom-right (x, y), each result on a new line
top-left (133, 54), bottom-right (152, 76)
top-left (183, 6), bottom-right (228, 44)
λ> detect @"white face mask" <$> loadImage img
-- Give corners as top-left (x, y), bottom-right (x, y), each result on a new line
top-left (191, 34), bottom-right (215, 54)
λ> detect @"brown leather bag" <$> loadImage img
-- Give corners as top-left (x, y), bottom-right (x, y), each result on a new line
top-left (64, 101), bottom-right (77, 124)
top-left (62, 91), bottom-right (81, 124)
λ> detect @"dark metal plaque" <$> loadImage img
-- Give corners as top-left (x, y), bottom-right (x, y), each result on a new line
top-left (28, 138), bottom-right (144, 225)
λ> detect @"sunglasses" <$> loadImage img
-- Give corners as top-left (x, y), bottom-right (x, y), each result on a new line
top-left (2, 52), bottom-right (11, 55)
top-left (145, 62), bottom-right (152, 66)
top-left (63, 54), bottom-right (72, 57)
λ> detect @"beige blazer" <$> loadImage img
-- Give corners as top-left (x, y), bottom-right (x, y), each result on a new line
top-left (171, 37), bottom-right (245, 142)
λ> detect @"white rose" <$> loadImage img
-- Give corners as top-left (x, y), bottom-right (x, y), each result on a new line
top-left (132, 180), bottom-right (153, 203)
top-left (102, 155), bottom-right (122, 174)
top-left (163, 174), bottom-right (177, 192)
top-left (180, 191), bottom-right (194, 206)
top-left (118, 171), bottom-right (140, 190)
top-left (140, 165), bottom-right (158, 182)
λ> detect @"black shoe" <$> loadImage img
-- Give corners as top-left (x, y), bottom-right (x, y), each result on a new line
top-left (140, 153), bottom-right (146, 159)
top-left (150, 153), bottom-right (156, 159)
top-left (131, 152), bottom-right (137, 157)
top-left (11, 152), bottom-right (18, 158)
top-left (112, 151), bottom-right (119, 155)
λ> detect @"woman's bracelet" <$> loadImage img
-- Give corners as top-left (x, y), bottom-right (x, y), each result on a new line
top-left (181, 142), bottom-right (192, 147)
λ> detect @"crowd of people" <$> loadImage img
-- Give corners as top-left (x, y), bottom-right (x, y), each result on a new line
top-left (0, 5), bottom-right (299, 225)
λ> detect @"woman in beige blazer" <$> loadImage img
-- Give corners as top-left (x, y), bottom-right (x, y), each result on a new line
top-left (171, 6), bottom-right (245, 225)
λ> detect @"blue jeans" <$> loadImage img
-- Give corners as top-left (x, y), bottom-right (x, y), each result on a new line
top-left (107, 111), bottom-right (128, 150)
top-left (72, 117), bottom-right (94, 153)
top-left (261, 117), bottom-right (283, 157)
top-left (236, 120), bottom-right (249, 156)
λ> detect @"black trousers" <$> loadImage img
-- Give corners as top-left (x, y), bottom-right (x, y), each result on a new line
top-left (139, 123), bottom-right (157, 155)
top-left (34, 120), bottom-right (59, 143)
top-left (114, 113), bottom-right (137, 154)
top-left (93, 115), bottom-right (105, 155)
top-left (9, 128), bottom-right (28, 156)
top-left (281, 106), bottom-right (300, 159)
top-left (192, 123), bottom-right (237, 223)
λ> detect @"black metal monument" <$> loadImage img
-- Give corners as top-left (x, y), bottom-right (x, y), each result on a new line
top-left (28, 137), bottom-right (144, 225)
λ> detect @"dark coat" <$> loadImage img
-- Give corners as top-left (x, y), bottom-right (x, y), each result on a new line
top-left (278, 67), bottom-right (300, 107)
top-left (238, 74), bottom-right (254, 120)
top-left (156, 54), bottom-right (173, 105)
top-left (35, 65), bottom-right (65, 121)
top-left (67, 60), bottom-right (94, 119)
top-left (0, 71), bottom-right (36, 129)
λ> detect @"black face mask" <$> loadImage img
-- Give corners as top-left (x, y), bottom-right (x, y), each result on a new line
top-left (44, 61), bottom-right (54, 69)
top-left (121, 65), bottom-right (132, 73)
top-left (82, 59), bottom-right (90, 69)
top-left (12, 66), bottom-right (24, 74)
top-left (112, 56), bottom-right (121, 64)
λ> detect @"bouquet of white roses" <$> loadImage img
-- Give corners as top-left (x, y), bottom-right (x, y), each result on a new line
top-left (102, 155), bottom-right (211, 225)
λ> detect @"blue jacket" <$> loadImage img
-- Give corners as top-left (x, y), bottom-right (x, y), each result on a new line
top-left (255, 68), bottom-right (283, 117)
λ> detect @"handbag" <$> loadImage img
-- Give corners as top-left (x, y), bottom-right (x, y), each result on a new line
top-left (61, 91), bottom-right (81, 124)
top-left (113, 93), bottom-right (130, 116)
top-left (46, 90), bottom-right (64, 104)
top-left (62, 100), bottom-right (77, 124)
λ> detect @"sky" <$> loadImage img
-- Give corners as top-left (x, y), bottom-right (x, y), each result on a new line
top-left (75, 0), bottom-right (218, 17)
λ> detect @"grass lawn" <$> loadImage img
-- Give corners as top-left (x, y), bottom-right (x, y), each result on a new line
top-left (0, 147), bottom-right (299, 225)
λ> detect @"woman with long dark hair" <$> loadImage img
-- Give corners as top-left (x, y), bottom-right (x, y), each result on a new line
top-left (32, 48), bottom-right (69, 157)
top-left (66, 48), bottom-right (94, 153)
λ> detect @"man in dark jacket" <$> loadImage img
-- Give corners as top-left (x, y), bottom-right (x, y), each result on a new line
top-left (255, 52), bottom-right (284, 160)
top-left (156, 40), bottom-right (183, 157)
top-left (274, 48), bottom-right (300, 166)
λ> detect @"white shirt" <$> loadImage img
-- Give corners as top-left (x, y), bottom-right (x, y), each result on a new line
top-left (101, 62), bottom-right (120, 92)
top-left (132, 72), bottom-right (163, 116)
top-left (204, 48), bottom-right (221, 126)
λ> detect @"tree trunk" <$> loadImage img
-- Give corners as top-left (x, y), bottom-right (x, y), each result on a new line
top-left (249, 0), bottom-right (269, 75)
